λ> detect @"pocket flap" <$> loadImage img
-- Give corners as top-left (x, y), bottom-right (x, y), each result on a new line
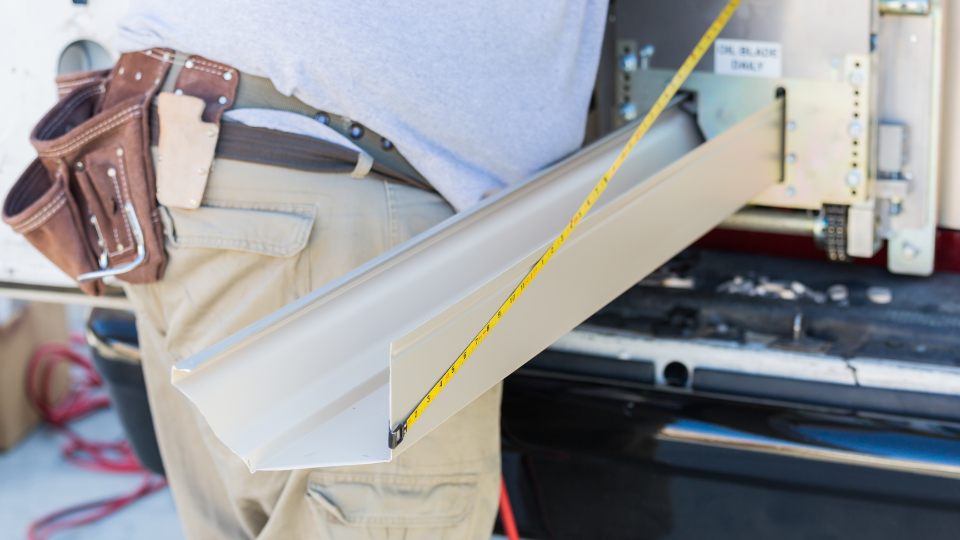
top-left (162, 200), bottom-right (316, 258)
top-left (307, 471), bottom-right (478, 528)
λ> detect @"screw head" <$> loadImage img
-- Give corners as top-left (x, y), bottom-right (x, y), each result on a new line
top-left (849, 71), bottom-right (864, 88)
top-left (867, 286), bottom-right (893, 304)
top-left (902, 243), bottom-right (919, 260)
top-left (845, 169), bottom-right (863, 188)
top-left (349, 124), bottom-right (365, 139)
top-left (135, 72), bottom-right (142, 81)
top-left (381, 138), bottom-right (393, 150)
top-left (207, 129), bottom-right (217, 138)
top-left (315, 113), bottom-right (329, 125)
top-left (619, 103), bottom-right (638, 121)
top-left (786, 121), bottom-right (797, 131)
top-left (848, 121), bottom-right (864, 139)
top-left (786, 187), bottom-right (796, 197)
top-left (107, 167), bottom-right (117, 178)
top-left (75, 161), bottom-right (85, 172)
top-left (174, 89), bottom-right (183, 96)
top-left (185, 60), bottom-right (195, 69)
top-left (619, 53), bottom-right (639, 72)
top-left (116, 148), bottom-right (123, 157)
top-left (218, 96), bottom-right (227, 105)
top-left (189, 198), bottom-right (198, 207)
top-left (786, 153), bottom-right (797, 164)
top-left (224, 71), bottom-right (233, 81)
top-left (198, 168), bottom-right (207, 175)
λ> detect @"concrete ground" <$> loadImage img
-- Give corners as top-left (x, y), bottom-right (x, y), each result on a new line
top-left (0, 408), bottom-right (184, 540)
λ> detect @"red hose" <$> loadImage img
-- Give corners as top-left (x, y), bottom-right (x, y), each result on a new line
top-left (500, 476), bottom-right (521, 540)
top-left (24, 341), bottom-right (167, 540)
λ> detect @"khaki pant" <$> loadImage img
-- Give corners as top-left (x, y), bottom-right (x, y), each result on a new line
top-left (123, 158), bottom-right (502, 540)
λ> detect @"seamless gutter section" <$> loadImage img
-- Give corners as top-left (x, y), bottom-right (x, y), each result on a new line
top-left (172, 101), bottom-right (782, 471)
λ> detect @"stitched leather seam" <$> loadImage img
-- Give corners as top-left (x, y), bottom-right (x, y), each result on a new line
top-left (58, 77), bottom-right (99, 88)
top-left (13, 193), bottom-right (67, 234)
top-left (38, 106), bottom-right (141, 156)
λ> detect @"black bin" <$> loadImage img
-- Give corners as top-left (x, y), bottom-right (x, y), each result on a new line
top-left (86, 308), bottom-right (164, 476)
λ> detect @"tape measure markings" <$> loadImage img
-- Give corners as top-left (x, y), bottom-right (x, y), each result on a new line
top-left (389, 0), bottom-right (742, 448)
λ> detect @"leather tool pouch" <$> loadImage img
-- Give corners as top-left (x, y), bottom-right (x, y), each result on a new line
top-left (1, 49), bottom-right (174, 296)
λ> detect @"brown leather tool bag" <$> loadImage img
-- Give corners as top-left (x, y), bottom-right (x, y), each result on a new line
top-left (2, 50), bottom-right (173, 296)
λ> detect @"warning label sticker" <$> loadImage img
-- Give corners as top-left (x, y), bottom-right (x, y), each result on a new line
top-left (714, 39), bottom-right (783, 79)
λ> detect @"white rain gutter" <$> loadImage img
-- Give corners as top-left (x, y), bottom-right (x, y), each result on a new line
top-left (171, 100), bottom-right (784, 471)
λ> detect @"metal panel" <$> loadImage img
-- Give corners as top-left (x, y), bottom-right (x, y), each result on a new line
top-left (171, 101), bottom-right (782, 471)
top-left (938, 0), bottom-right (960, 230)
top-left (877, 1), bottom-right (945, 275)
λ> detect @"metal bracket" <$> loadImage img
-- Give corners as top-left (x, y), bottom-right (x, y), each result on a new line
top-left (388, 422), bottom-right (407, 449)
top-left (77, 202), bottom-right (146, 283)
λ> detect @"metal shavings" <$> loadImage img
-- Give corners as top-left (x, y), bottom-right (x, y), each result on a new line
top-left (716, 275), bottom-right (828, 303)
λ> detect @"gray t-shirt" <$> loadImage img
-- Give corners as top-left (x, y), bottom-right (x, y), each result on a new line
top-left (116, 1), bottom-right (608, 211)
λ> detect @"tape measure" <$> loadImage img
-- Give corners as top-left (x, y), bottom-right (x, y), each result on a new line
top-left (389, 0), bottom-right (743, 449)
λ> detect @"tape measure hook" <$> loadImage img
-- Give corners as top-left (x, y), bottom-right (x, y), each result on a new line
top-left (388, 421), bottom-right (407, 449)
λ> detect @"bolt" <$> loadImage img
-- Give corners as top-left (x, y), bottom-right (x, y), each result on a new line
top-left (639, 45), bottom-right (655, 70)
top-left (849, 71), bottom-right (864, 88)
top-left (619, 103), bottom-right (638, 121)
top-left (901, 243), bottom-right (919, 260)
top-left (848, 121), bottom-right (864, 139)
top-left (619, 53), bottom-right (638, 73)
top-left (867, 286), bottom-right (893, 304)
top-left (827, 284), bottom-right (849, 302)
top-left (846, 169), bottom-right (863, 188)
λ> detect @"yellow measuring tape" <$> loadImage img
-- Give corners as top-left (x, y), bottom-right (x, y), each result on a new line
top-left (389, 0), bottom-right (742, 449)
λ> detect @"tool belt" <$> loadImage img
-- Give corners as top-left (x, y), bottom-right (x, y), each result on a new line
top-left (2, 49), bottom-right (432, 296)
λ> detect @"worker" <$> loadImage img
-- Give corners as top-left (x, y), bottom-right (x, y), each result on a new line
top-left (115, 1), bottom-right (608, 538)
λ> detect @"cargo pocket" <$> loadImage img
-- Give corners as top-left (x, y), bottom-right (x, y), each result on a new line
top-left (160, 199), bottom-right (316, 258)
top-left (306, 471), bottom-right (479, 538)
top-left (152, 199), bottom-right (318, 356)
